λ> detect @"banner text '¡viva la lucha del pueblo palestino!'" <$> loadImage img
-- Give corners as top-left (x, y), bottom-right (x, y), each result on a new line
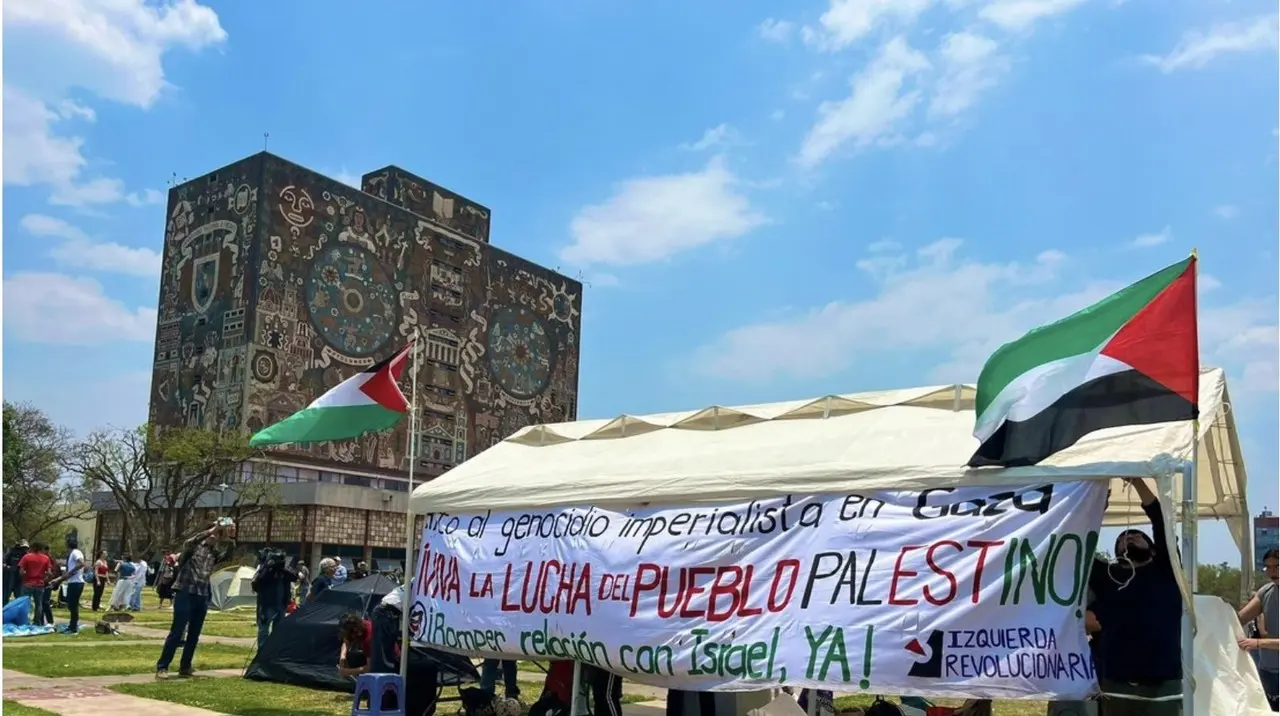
top-left (408, 481), bottom-right (1109, 701)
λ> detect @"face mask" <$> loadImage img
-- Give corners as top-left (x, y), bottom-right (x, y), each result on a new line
top-left (1124, 545), bottom-right (1152, 563)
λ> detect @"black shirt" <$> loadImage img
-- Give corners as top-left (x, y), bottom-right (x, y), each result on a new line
top-left (1087, 501), bottom-right (1182, 684)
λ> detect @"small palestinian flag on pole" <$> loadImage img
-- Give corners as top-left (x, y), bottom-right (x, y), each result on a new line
top-left (250, 343), bottom-right (414, 448)
top-left (969, 256), bottom-right (1199, 468)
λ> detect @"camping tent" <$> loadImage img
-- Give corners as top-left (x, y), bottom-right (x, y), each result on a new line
top-left (209, 566), bottom-right (257, 611)
top-left (245, 574), bottom-right (478, 693)
top-left (408, 367), bottom-right (1249, 557)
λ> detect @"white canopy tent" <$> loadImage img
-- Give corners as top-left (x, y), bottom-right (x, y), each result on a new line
top-left (408, 366), bottom-right (1258, 714)
top-left (410, 367), bottom-right (1249, 553)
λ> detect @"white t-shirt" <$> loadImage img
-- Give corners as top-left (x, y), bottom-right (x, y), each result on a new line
top-left (64, 549), bottom-right (86, 584)
top-left (133, 560), bottom-right (148, 583)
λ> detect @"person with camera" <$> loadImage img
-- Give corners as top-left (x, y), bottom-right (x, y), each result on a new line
top-left (251, 547), bottom-right (297, 650)
top-left (155, 518), bottom-right (237, 679)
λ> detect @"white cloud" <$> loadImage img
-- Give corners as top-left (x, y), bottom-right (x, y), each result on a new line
top-left (758, 18), bottom-right (796, 43)
top-left (326, 167), bottom-right (362, 189)
top-left (21, 213), bottom-right (162, 276)
top-left (692, 239), bottom-right (1078, 382)
top-left (868, 238), bottom-right (903, 252)
top-left (804, 0), bottom-right (933, 51)
top-left (929, 30), bottom-right (1008, 118)
top-left (1213, 204), bottom-right (1240, 220)
top-left (560, 157), bottom-right (768, 267)
top-left (4, 272), bottom-right (157, 344)
top-left (797, 37), bottom-right (931, 168)
top-left (3, 0), bottom-right (227, 108)
top-left (127, 188), bottom-right (165, 206)
top-left (679, 124), bottom-right (745, 152)
top-left (979, 0), bottom-right (1089, 33)
top-left (691, 241), bottom-right (1278, 394)
top-left (1128, 226), bottom-right (1172, 248)
top-left (1199, 274), bottom-right (1222, 293)
top-left (3, 0), bottom-right (226, 205)
top-left (1141, 14), bottom-right (1279, 73)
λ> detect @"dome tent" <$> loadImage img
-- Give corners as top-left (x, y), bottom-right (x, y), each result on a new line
top-left (245, 574), bottom-right (478, 694)
top-left (209, 565), bottom-right (257, 611)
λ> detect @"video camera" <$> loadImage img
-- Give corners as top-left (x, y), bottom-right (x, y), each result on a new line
top-left (259, 547), bottom-right (289, 572)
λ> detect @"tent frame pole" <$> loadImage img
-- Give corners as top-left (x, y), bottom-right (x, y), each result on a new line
top-left (1180, 446), bottom-right (1199, 716)
top-left (400, 337), bottom-right (421, 684)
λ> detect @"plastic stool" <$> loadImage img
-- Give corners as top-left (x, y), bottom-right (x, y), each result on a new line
top-left (352, 673), bottom-right (404, 716)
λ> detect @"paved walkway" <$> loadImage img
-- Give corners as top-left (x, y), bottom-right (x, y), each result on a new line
top-left (3, 668), bottom-right (243, 716)
top-left (2, 639), bottom-right (159, 648)
top-left (114, 623), bottom-right (256, 647)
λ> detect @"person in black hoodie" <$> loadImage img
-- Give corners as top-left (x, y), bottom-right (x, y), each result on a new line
top-left (1087, 478), bottom-right (1183, 715)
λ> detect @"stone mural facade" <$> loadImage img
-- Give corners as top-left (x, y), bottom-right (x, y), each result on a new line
top-left (148, 152), bottom-right (582, 482)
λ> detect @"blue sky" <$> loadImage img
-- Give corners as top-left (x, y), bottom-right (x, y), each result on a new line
top-left (3, 0), bottom-right (1276, 565)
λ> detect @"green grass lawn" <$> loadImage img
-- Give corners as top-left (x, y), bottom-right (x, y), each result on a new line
top-left (4, 642), bottom-right (254, 677)
top-left (115, 677), bottom-right (650, 716)
top-left (196, 621), bottom-right (260, 638)
top-left (1, 701), bottom-right (60, 716)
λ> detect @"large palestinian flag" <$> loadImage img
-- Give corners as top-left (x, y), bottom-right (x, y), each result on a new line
top-left (968, 257), bottom-right (1199, 468)
top-left (250, 343), bottom-right (413, 448)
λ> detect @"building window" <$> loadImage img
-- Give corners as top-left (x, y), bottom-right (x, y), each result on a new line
top-left (318, 471), bottom-right (339, 483)
top-left (343, 475), bottom-right (372, 488)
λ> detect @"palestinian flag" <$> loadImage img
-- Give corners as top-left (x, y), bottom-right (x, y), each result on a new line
top-left (969, 257), bottom-right (1199, 468)
top-left (249, 343), bottom-right (414, 448)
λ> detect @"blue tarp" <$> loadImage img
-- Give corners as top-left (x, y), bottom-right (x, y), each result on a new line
top-left (2, 624), bottom-right (54, 637)
top-left (3, 596), bottom-right (31, 626)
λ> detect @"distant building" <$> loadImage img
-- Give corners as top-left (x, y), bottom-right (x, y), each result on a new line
top-left (1255, 509), bottom-right (1279, 571)
top-left (94, 153), bottom-right (583, 571)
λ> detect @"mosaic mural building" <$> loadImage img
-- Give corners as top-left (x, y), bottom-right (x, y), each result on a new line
top-left (95, 152), bottom-right (582, 568)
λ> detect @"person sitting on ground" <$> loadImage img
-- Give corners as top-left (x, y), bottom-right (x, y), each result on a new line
top-left (337, 611), bottom-right (373, 678)
top-left (1239, 547), bottom-right (1280, 711)
top-left (1087, 477), bottom-right (1182, 716)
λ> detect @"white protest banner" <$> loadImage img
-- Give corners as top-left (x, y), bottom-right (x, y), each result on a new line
top-left (408, 481), bottom-right (1107, 700)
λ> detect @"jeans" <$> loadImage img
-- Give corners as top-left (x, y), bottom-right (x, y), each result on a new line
top-left (92, 580), bottom-right (105, 610)
top-left (256, 605), bottom-right (283, 650)
top-left (129, 580), bottom-right (143, 610)
top-left (156, 590), bottom-right (209, 673)
top-left (22, 586), bottom-right (46, 625)
top-left (480, 659), bottom-right (519, 697)
top-left (65, 582), bottom-right (85, 631)
top-left (1259, 668), bottom-right (1278, 712)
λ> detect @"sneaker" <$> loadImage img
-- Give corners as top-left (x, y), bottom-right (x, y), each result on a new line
top-left (156, 669), bottom-right (169, 680)
top-left (177, 669), bottom-right (194, 679)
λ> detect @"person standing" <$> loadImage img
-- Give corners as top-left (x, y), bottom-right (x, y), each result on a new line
top-left (332, 558), bottom-right (348, 585)
top-left (1240, 548), bottom-right (1280, 711)
top-left (295, 561), bottom-right (310, 603)
top-left (109, 553), bottom-right (137, 612)
top-left (129, 556), bottom-right (149, 611)
top-left (309, 559), bottom-right (337, 601)
top-left (50, 534), bottom-right (86, 632)
top-left (480, 659), bottom-right (520, 699)
top-left (250, 549), bottom-right (296, 650)
top-left (155, 520), bottom-right (237, 679)
top-left (1087, 478), bottom-right (1182, 715)
top-left (17, 542), bottom-right (53, 626)
top-left (4, 541), bottom-right (30, 604)
top-left (91, 551), bottom-right (109, 611)
top-left (351, 560), bottom-right (370, 581)
top-left (155, 553), bottom-right (177, 609)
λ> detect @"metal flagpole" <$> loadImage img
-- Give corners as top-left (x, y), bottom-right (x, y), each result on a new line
top-left (1180, 248), bottom-right (1200, 716)
top-left (399, 335), bottom-right (421, 684)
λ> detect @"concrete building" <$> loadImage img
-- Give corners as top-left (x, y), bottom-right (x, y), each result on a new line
top-left (94, 153), bottom-right (583, 571)
top-left (1255, 509), bottom-right (1279, 571)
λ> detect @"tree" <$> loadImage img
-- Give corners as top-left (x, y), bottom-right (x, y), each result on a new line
top-left (64, 424), bottom-right (279, 556)
top-left (1195, 561), bottom-right (1265, 608)
top-left (2, 402), bottom-right (92, 544)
